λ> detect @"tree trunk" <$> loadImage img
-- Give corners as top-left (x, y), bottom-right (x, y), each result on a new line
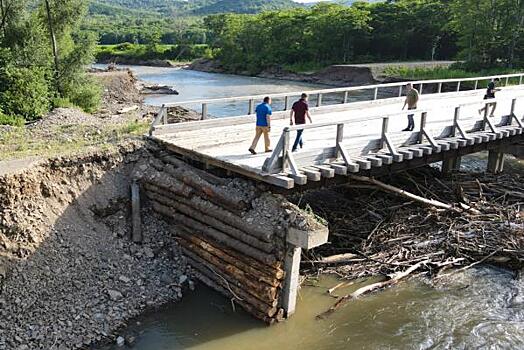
top-left (44, 0), bottom-right (60, 93)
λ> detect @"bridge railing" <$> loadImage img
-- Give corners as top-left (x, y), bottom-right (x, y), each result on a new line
top-left (262, 95), bottom-right (524, 175)
top-left (150, 72), bottom-right (524, 128)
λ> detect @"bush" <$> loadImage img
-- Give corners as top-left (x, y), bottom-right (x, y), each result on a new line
top-left (52, 97), bottom-right (74, 109)
top-left (0, 65), bottom-right (51, 121)
top-left (64, 77), bottom-right (102, 113)
top-left (0, 109), bottom-right (24, 126)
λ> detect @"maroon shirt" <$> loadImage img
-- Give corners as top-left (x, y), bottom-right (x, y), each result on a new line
top-left (292, 99), bottom-right (309, 124)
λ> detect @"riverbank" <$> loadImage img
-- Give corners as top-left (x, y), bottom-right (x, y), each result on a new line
top-left (0, 144), bottom-right (193, 349)
top-left (188, 59), bottom-right (457, 87)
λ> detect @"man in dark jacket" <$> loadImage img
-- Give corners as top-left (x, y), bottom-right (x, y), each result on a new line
top-left (290, 93), bottom-right (313, 152)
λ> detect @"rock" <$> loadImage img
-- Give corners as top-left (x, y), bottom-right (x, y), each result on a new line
top-left (118, 275), bottom-right (131, 284)
top-left (143, 247), bottom-right (155, 259)
top-left (107, 290), bottom-right (123, 301)
top-left (116, 336), bottom-right (125, 347)
top-left (178, 275), bottom-right (188, 285)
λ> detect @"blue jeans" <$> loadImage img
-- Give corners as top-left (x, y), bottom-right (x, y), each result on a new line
top-left (292, 129), bottom-right (304, 151)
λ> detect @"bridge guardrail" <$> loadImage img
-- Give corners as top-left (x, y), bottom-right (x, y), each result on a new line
top-left (262, 95), bottom-right (524, 175)
top-left (150, 72), bottom-right (524, 128)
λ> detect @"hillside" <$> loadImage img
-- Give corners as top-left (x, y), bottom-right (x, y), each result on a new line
top-left (90, 0), bottom-right (298, 16)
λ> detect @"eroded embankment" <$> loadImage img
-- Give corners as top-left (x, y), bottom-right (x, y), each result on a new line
top-left (0, 142), bottom-right (190, 349)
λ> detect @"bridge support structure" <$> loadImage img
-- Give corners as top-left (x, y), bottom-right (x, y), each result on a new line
top-left (487, 148), bottom-right (505, 174)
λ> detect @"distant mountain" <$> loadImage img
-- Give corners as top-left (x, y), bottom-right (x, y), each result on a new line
top-left (91, 0), bottom-right (298, 17)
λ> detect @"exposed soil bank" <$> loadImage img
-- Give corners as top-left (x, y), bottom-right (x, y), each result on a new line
top-left (189, 59), bottom-right (456, 87)
top-left (0, 142), bottom-right (191, 349)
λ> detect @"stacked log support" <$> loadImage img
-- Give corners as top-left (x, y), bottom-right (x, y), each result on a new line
top-left (139, 151), bottom-right (326, 323)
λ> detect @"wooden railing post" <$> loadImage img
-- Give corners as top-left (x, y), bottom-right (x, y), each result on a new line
top-left (456, 81), bottom-right (461, 92)
top-left (452, 106), bottom-right (460, 137)
top-left (520, 75), bottom-right (523, 85)
top-left (317, 93), bottom-right (323, 107)
top-left (248, 99), bottom-right (254, 115)
top-left (373, 87), bottom-right (378, 100)
top-left (437, 82), bottom-right (442, 93)
top-left (335, 123), bottom-right (344, 159)
top-left (202, 103), bottom-right (208, 120)
top-left (419, 112), bottom-right (427, 144)
top-left (343, 91), bottom-right (349, 104)
top-left (161, 104), bottom-right (167, 125)
top-left (419, 83), bottom-right (424, 95)
top-left (380, 117), bottom-right (389, 149)
top-left (284, 96), bottom-right (290, 111)
top-left (282, 128), bottom-right (290, 173)
top-left (474, 80), bottom-right (479, 90)
top-left (398, 85), bottom-right (403, 97)
top-left (505, 76), bottom-right (510, 86)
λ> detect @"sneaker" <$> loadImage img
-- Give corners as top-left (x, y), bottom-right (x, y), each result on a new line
top-left (249, 148), bottom-right (256, 155)
top-left (402, 127), bottom-right (411, 132)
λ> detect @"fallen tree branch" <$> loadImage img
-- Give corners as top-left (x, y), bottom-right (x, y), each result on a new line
top-left (316, 260), bottom-right (429, 320)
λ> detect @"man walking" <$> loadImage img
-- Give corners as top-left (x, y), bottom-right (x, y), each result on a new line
top-left (402, 83), bottom-right (419, 131)
top-left (290, 93), bottom-right (313, 152)
top-left (479, 78), bottom-right (500, 116)
top-left (249, 96), bottom-right (272, 155)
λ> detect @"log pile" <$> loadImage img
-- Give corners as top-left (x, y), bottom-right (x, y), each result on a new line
top-left (139, 150), bottom-right (322, 323)
top-left (295, 166), bottom-right (524, 280)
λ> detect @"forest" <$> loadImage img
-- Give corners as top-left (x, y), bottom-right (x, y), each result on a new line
top-left (204, 0), bottom-right (524, 74)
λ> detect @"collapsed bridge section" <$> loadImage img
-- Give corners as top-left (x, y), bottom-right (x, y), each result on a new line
top-left (137, 145), bottom-right (328, 322)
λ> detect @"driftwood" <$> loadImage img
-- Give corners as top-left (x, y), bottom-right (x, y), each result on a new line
top-left (313, 253), bottom-right (361, 265)
top-left (152, 201), bottom-right (277, 265)
top-left (178, 229), bottom-right (284, 283)
top-left (317, 261), bottom-right (428, 319)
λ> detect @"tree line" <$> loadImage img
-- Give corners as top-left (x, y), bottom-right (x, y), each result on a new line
top-left (0, 0), bottom-right (100, 125)
top-left (204, 0), bottom-right (524, 73)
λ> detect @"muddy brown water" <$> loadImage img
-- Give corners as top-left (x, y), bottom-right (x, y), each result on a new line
top-left (103, 267), bottom-right (524, 350)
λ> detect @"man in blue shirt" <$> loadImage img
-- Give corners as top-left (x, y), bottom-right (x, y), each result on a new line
top-left (249, 96), bottom-right (272, 154)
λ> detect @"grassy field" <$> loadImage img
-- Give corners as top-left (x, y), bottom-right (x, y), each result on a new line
top-left (383, 66), bottom-right (522, 80)
top-left (96, 43), bottom-right (210, 62)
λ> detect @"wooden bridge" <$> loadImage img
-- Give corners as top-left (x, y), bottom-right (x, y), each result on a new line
top-left (149, 73), bottom-right (524, 189)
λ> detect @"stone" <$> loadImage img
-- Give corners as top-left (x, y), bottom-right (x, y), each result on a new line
top-left (178, 275), bottom-right (188, 285)
top-left (116, 336), bottom-right (125, 347)
top-left (118, 275), bottom-right (131, 284)
top-left (107, 290), bottom-right (123, 301)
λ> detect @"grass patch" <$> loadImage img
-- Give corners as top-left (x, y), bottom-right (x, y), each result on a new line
top-left (282, 62), bottom-right (331, 74)
top-left (0, 120), bottom-right (150, 161)
top-left (96, 43), bottom-right (210, 62)
top-left (383, 66), bottom-right (522, 81)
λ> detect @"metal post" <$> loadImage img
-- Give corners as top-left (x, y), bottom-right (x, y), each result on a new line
top-left (373, 87), bottom-right (378, 100)
top-left (282, 128), bottom-right (290, 172)
top-left (317, 93), bottom-right (322, 107)
top-left (380, 117), bottom-right (389, 149)
top-left (343, 91), bottom-right (349, 104)
top-left (284, 96), bottom-right (290, 111)
top-left (453, 106), bottom-right (460, 137)
top-left (456, 81), bottom-right (461, 92)
top-left (248, 99), bottom-right (254, 115)
top-left (201, 103), bottom-right (208, 120)
top-left (336, 123), bottom-right (344, 158)
top-left (437, 82), bottom-right (442, 93)
top-left (419, 112), bottom-right (427, 144)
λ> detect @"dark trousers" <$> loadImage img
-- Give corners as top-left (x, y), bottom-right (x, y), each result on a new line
top-left (292, 129), bottom-right (304, 151)
top-left (407, 107), bottom-right (416, 130)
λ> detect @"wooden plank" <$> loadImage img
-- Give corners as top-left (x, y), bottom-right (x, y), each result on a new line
top-left (333, 161), bottom-right (359, 173)
top-left (288, 173), bottom-right (307, 186)
top-left (352, 157), bottom-right (372, 170)
top-left (266, 174), bottom-right (295, 189)
top-left (310, 165), bottom-right (336, 178)
top-left (300, 168), bottom-right (321, 181)
top-left (437, 142), bottom-right (451, 151)
top-left (364, 156), bottom-right (383, 167)
top-left (328, 163), bottom-right (348, 175)
top-left (398, 149), bottom-right (414, 160)
top-left (406, 148), bottom-right (424, 158)
top-left (374, 154), bottom-right (394, 165)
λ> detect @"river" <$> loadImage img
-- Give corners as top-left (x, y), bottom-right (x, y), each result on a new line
top-left (99, 65), bottom-right (524, 350)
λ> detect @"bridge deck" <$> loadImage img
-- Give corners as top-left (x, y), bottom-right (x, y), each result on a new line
top-left (151, 87), bottom-right (524, 189)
